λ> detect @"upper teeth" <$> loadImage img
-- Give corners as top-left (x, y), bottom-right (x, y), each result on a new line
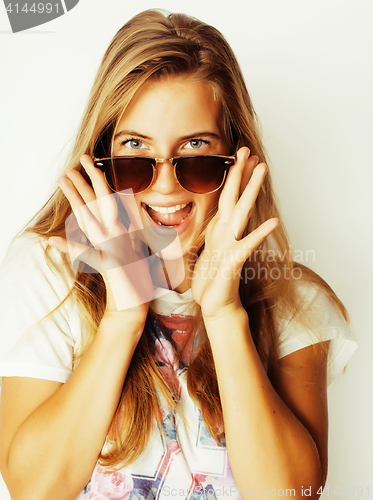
top-left (147, 203), bottom-right (188, 214)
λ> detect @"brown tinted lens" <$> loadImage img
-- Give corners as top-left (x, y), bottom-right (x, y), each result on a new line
top-left (176, 156), bottom-right (230, 194)
top-left (102, 158), bottom-right (154, 193)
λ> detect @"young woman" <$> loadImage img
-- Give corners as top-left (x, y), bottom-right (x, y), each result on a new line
top-left (0, 9), bottom-right (356, 500)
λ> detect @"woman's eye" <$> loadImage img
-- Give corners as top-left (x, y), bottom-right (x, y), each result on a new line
top-left (185, 139), bottom-right (208, 149)
top-left (121, 139), bottom-right (145, 150)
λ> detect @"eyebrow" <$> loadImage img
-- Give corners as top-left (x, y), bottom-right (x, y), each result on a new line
top-left (113, 130), bottom-right (222, 141)
top-left (114, 130), bottom-right (151, 141)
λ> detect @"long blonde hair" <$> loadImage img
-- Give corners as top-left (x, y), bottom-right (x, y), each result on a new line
top-left (25, 9), bottom-right (348, 470)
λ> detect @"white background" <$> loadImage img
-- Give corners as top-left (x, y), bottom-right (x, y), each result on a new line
top-left (0, 0), bottom-right (372, 498)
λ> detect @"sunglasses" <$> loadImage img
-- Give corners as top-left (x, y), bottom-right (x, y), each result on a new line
top-left (93, 155), bottom-right (236, 195)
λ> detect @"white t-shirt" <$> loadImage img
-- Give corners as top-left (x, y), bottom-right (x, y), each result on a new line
top-left (0, 234), bottom-right (357, 500)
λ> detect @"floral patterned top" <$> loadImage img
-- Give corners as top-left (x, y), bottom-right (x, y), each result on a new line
top-left (0, 235), bottom-right (356, 500)
top-left (82, 288), bottom-right (242, 500)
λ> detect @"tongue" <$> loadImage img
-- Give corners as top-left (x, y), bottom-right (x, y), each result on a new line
top-left (147, 202), bottom-right (192, 226)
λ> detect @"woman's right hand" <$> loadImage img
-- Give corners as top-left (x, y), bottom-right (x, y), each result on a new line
top-left (49, 155), bottom-right (152, 327)
top-left (1, 158), bottom-right (154, 498)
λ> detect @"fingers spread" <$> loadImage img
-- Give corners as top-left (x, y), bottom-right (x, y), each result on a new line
top-left (234, 218), bottom-right (280, 265)
top-left (49, 236), bottom-right (101, 272)
top-left (80, 155), bottom-right (112, 199)
top-left (58, 175), bottom-right (86, 212)
top-left (230, 163), bottom-right (267, 239)
top-left (80, 155), bottom-right (120, 229)
top-left (218, 147), bottom-right (250, 222)
top-left (66, 169), bottom-right (96, 206)
top-left (239, 155), bottom-right (259, 197)
top-left (217, 147), bottom-right (266, 241)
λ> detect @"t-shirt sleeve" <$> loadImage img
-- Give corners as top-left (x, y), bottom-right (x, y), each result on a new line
top-left (275, 281), bottom-right (357, 389)
top-left (0, 234), bottom-right (82, 387)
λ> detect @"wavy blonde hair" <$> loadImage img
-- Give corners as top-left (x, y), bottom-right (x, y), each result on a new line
top-left (25, 9), bottom-right (348, 470)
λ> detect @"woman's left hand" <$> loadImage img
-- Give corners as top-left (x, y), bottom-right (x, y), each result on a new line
top-left (191, 147), bottom-right (280, 320)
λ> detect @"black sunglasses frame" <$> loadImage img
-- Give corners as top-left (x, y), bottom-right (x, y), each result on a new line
top-left (93, 155), bottom-right (236, 195)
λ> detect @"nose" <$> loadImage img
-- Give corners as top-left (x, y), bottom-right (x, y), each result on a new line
top-left (151, 159), bottom-right (182, 194)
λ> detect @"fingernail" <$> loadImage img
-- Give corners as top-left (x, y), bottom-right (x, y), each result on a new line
top-left (80, 156), bottom-right (90, 170)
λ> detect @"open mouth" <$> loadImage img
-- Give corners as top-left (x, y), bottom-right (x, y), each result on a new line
top-left (143, 202), bottom-right (193, 228)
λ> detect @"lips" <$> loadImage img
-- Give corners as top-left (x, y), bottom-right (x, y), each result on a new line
top-left (141, 202), bottom-right (195, 235)
top-left (146, 202), bottom-right (193, 226)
